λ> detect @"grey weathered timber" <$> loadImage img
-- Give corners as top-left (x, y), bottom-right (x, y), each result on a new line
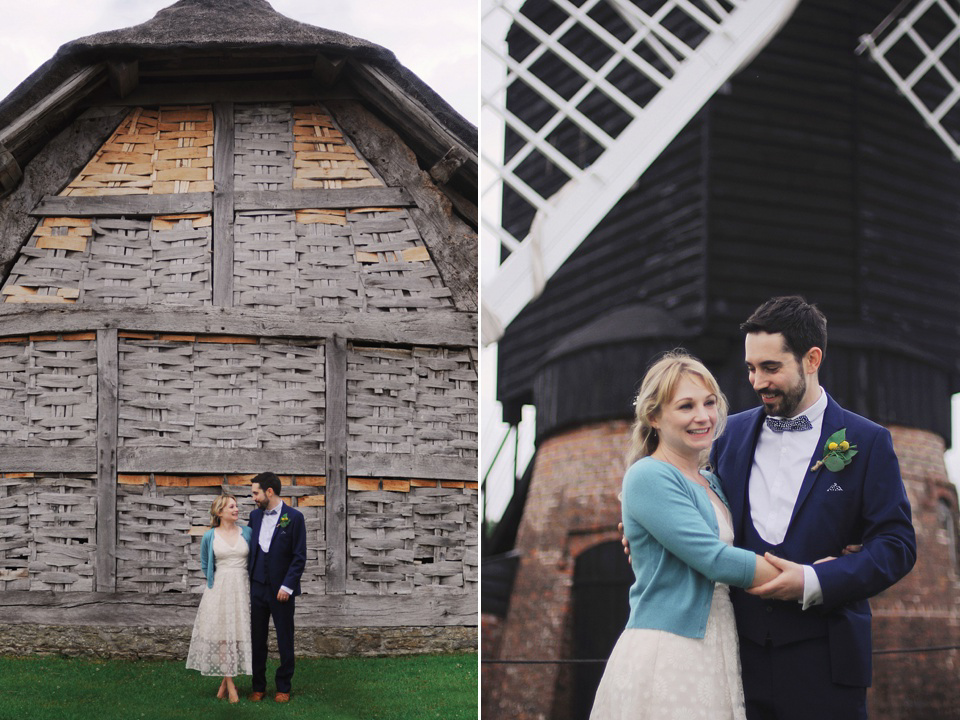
top-left (31, 193), bottom-right (213, 217)
top-left (345, 63), bottom-right (477, 184)
top-left (0, 305), bottom-right (476, 348)
top-left (118, 448), bottom-right (325, 474)
top-left (0, 65), bottom-right (107, 154)
top-left (0, 590), bottom-right (476, 627)
top-left (0, 107), bottom-right (127, 282)
top-left (0, 448), bottom-right (97, 472)
top-left (98, 80), bottom-right (355, 107)
top-left (235, 187), bottom-right (413, 211)
top-left (325, 334), bottom-right (348, 594)
top-left (213, 102), bottom-right (235, 307)
top-left (347, 453), bottom-right (476, 482)
top-left (96, 328), bottom-right (119, 592)
top-left (326, 100), bottom-right (477, 313)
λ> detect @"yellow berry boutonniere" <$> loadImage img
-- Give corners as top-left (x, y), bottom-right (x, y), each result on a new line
top-left (811, 429), bottom-right (857, 472)
top-left (278, 514), bottom-right (290, 528)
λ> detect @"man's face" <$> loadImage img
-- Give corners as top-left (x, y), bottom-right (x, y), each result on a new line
top-left (251, 483), bottom-right (269, 510)
top-left (744, 332), bottom-right (807, 418)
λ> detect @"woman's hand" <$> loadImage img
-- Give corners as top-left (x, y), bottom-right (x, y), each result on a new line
top-left (618, 522), bottom-right (631, 563)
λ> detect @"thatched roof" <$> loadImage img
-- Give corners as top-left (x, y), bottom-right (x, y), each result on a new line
top-left (0, 0), bottom-right (476, 195)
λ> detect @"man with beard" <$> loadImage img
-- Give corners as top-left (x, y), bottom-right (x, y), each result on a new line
top-left (711, 296), bottom-right (916, 719)
top-left (247, 472), bottom-right (307, 703)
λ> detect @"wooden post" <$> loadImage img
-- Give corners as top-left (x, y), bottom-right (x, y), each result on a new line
top-left (213, 102), bottom-right (235, 307)
top-left (324, 335), bottom-right (348, 594)
top-left (95, 328), bottom-right (118, 592)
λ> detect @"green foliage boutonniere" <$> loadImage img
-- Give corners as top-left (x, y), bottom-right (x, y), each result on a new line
top-left (278, 514), bottom-right (290, 528)
top-left (811, 428), bottom-right (858, 472)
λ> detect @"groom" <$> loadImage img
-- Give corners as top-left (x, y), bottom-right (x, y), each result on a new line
top-left (247, 471), bottom-right (307, 703)
top-left (711, 296), bottom-right (916, 719)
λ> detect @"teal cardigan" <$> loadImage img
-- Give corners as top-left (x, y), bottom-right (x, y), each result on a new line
top-left (622, 457), bottom-right (757, 638)
top-left (200, 525), bottom-right (252, 589)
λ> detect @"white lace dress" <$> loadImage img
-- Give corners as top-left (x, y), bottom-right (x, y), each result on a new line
top-left (589, 495), bottom-right (746, 720)
top-left (185, 531), bottom-right (253, 677)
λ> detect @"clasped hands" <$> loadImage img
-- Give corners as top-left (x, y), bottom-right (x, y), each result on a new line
top-left (617, 522), bottom-right (860, 602)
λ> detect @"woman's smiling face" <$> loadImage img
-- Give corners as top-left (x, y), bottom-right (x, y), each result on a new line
top-left (651, 374), bottom-right (718, 458)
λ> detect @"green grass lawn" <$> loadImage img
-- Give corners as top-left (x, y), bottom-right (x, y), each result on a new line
top-left (0, 652), bottom-right (478, 720)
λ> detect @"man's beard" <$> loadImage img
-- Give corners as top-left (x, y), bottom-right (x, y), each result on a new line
top-left (760, 374), bottom-right (806, 418)
top-left (256, 497), bottom-right (269, 510)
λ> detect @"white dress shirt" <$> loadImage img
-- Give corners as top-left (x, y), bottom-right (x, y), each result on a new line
top-left (258, 503), bottom-right (293, 596)
top-left (749, 387), bottom-right (827, 609)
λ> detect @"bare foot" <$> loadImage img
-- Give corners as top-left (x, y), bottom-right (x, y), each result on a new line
top-left (217, 678), bottom-right (228, 699)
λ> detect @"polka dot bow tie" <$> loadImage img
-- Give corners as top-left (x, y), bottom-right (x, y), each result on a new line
top-left (765, 415), bottom-right (813, 432)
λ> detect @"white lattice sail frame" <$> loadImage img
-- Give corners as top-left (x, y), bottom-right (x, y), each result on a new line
top-left (481, 0), bottom-right (800, 344)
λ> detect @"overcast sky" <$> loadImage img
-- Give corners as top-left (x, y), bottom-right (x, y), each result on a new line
top-left (0, 0), bottom-right (478, 125)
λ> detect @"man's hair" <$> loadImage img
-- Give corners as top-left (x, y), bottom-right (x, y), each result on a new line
top-left (740, 295), bottom-right (828, 361)
top-left (252, 471), bottom-right (282, 496)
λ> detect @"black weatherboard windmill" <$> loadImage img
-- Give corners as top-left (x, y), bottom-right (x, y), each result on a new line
top-left (0, 0), bottom-right (477, 657)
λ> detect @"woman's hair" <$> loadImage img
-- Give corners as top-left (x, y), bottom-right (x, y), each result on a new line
top-left (209, 493), bottom-right (237, 527)
top-left (626, 351), bottom-right (728, 466)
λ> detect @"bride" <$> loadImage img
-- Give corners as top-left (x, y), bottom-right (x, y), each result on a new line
top-left (590, 352), bottom-right (780, 720)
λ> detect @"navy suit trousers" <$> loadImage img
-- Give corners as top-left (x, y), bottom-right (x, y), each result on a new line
top-left (251, 579), bottom-right (296, 693)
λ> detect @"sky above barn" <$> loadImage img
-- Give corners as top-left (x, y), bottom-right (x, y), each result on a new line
top-left (0, 0), bottom-right (479, 125)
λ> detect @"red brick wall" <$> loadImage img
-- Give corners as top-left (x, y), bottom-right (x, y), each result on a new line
top-left (484, 421), bottom-right (960, 720)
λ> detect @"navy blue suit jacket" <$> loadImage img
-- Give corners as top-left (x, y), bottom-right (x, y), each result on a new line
top-left (711, 393), bottom-right (916, 686)
top-left (247, 501), bottom-right (307, 597)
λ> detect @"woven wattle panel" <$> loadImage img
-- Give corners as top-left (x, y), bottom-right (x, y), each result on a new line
top-left (292, 209), bottom-right (363, 310)
top-left (118, 337), bottom-right (325, 450)
top-left (293, 105), bottom-right (382, 189)
top-left (147, 214), bottom-right (212, 304)
top-left (0, 218), bottom-right (90, 304)
top-left (346, 483), bottom-right (477, 595)
top-left (62, 106), bottom-right (214, 196)
top-left (233, 210), bottom-right (299, 310)
top-left (1, 215), bottom-right (212, 306)
top-left (0, 336), bottom-right (100, 447)
top-left (0, 473), bottom-right (96, 592)
top-left (116, 486), bottom-right (197, 594)
top-left (235, 104), bottom-right (294, 191)
top-left (0, 341), bottom-right (29, 444)
top-left (347, 345), bottom-right (478, 458)
top-left (350, 208), bottom-right (454, 312)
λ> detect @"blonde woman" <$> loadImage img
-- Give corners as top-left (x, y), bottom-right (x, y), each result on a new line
top-left (590, 352), bottom-right (781, 720)
top-left (186, 494), bottom-right (253, 703)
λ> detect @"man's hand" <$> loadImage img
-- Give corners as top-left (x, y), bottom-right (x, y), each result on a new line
top-left (277, 589), bottom-right (291, 603)
top-left (618, 522), bottom-right (631, 564)
top-left (746, 553), bottom-right (805, 601)
top-left (814, 543), bottom-right (862, 564)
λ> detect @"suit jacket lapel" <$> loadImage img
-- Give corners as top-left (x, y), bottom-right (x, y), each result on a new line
top-left (268, 502), bottom-right (287, 549)
top-left (789, 393), bottom-right (843, 527)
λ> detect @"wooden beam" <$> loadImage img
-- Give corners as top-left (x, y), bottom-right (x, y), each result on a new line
top-left (325, 335), bottom-right (348, 594)
top-left (95, 79), bottom-right (356, 107)
top-left (95, 328), bottom-right (118, 593)
top-left (0, 305), bottom-right (477, 349)
top-left (213, 102), bottom-right (235, 308)
top-left (107, 60), bottom-right (139, 99)
top-left (429, 146), bottom-right (470, 186)
top-left (349, 452), bottom-right (476, 482)
top-left (0, 590), bottom-right (477, 627)
top-left (234, 187), bottom-right (414, 211)
top-left (31, 193), bottom-right (212, 217)
top-left (118, 448), bottom-right (326, 475)
top-left (0, 64), bottom-right (108, 154)
top-left (0, 448), bottom-right (96, 472)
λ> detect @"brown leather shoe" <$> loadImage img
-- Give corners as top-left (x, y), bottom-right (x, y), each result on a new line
top-left (249, 691), bottom-right (265, 702)
top-left (275, 692), bottom-right (291, 703)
